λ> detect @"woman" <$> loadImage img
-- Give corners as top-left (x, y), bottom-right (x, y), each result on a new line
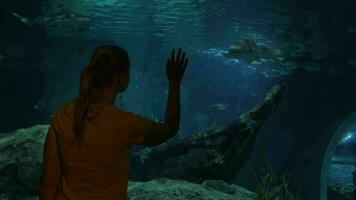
top-left (39, 45), bottom-right (188, 200)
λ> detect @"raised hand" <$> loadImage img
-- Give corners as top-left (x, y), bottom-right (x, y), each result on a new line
top-left (166, 48), bottom-right (188, 84)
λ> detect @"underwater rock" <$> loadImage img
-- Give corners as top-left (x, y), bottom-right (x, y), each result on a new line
top-left (0, 178), bottom-right (256, 200)
top-left (0, 85), bottom-right (284, 198)
top-left (128, 178), bottom-right (256, 200)
top-left (223, 37), bottom-right (281, 64)
top-left (328, 183), bottom-right (355, 200)
top-left (0, 125), bottom-right (47, 199)
top-left (130, 84), bottom-right (285, 182)
top-left (0, 125), bottom-right (256, 199)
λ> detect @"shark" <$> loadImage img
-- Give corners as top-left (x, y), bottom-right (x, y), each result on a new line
top-left (11, 11), bottom-right (91, 32)
top-left (223, 37), bottom-right (282, 64)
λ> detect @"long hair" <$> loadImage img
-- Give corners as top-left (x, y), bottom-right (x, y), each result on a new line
top-left (73, 45), bottom-right (130, 147)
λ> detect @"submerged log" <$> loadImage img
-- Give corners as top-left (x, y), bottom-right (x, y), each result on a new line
top-left (129, 84), bottom-right (285, 183)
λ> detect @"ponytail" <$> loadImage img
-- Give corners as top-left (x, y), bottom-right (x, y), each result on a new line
top-left (73, 65), bottom-right (92, 148)
top-left (72, 45), bottom-right (130, 148)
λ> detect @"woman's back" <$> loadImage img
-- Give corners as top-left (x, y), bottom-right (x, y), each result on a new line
top-left (50, 101), bottom-right (153, 200)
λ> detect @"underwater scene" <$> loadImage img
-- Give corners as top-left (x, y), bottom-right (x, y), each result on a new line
top-left (0, 0), bottom-right (355, 199)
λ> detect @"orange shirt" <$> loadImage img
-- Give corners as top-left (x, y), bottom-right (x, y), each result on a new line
top-left (40, 101), bottom-right (154, 200)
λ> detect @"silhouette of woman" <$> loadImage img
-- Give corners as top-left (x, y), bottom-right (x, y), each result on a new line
top-left (39, 45), bottom-right (188, 200)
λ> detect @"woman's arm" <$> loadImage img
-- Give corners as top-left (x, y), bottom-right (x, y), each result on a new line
top-left (142, 81), bottom-right (180, 146)
top-left (141, 48), bottom-right (188, 146)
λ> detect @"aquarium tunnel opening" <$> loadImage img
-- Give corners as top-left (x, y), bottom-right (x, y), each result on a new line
top-left (321, 112), bottom-right (356, 200)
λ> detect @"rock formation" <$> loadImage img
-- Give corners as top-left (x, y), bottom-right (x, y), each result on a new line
top-left (129, 84), bottom-right (285, 182)
top-left (0, 84), bottom-right (285, 199)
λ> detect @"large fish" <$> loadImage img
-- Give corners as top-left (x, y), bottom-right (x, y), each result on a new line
top-left (11, 11), bottom-right (91, 32)
top-left (223, 37), bottom-right (282, 64)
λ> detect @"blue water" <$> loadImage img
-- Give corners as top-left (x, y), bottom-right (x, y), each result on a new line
top-left (34, 0), bottom-right (286, 135)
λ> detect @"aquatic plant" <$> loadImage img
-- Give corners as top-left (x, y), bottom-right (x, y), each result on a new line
top-left (249, 150), bottom-right (297, 200)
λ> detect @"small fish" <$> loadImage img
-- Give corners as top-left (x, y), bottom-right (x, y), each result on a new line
top-left (251, 61), bottom-right (262, 65)
top-left (208, 103), bottom-right (229, 111)
top-left (223, 59), bottom-right (240, 66)
top-left (239, 65), bottom-right (256, 77)
top-left (261, 69), bottom-right (281, 79)
top-left (11, 12), bottom-right (31, 25)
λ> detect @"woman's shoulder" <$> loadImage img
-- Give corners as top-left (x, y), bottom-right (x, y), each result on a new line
top-left (104, 104), bottom-right (131, 117)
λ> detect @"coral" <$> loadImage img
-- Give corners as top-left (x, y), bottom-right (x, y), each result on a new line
top-left (249, 151), bottom-right (297, 200)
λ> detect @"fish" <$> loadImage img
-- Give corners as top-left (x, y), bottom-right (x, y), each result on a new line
top-left (208, 103), bottom-right (229, 111)
top-left (261, 69), bottom-right (282, 79)
top-left (223, 37), bottom-right (282, 64)
top-left (11, 11), bottom-right (91, 31)
top-left (239, 65), bottom-right (257, 77)
top-left (11, 12), bottom-right (31, 24)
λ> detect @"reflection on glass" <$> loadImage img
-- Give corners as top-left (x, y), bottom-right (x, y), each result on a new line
top-left (328, 131), bottom-right (356, 200)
